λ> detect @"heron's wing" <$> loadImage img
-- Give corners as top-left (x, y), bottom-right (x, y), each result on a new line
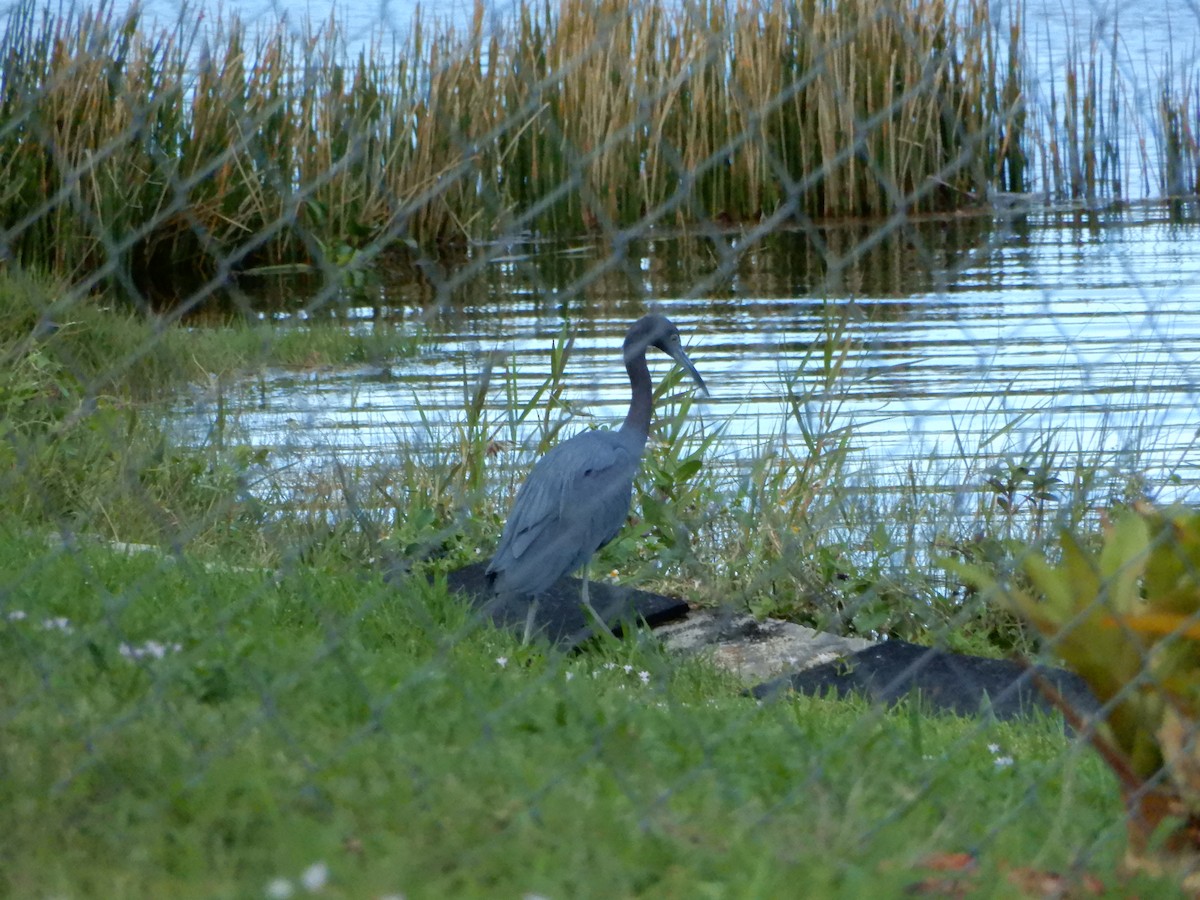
top-left (489, 431), bottom-right (640, 591)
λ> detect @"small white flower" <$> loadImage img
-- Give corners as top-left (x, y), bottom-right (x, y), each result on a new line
top-left (623, 664), bottom-right (634, 674)
top-left (265, 877), bottom-right (295, 899)
top-left (495, 656), bottom-right (508, 669)
top-left (5, 610), bottom-right (27, 621)
top-left (118, 640), bottom-right (183, 662)
top-left (565, 671), bottom-right (574, 681)
top-left (603, 662), bottom-right (616, 670)
top-left (994, 756), bottom-right (1014, 769)
top-left (300, 861), bottom-right (329, 892)
top-left (638, 670), bottom-right (650, 684)
top-left (987, 743), bottom-right (1001, 754)
top-left (40, 617), bottom-right (72, 633)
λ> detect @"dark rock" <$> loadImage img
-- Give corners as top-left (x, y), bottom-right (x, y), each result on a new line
top-left (446, 562), bottom-right (690, 650)
top-left (750, 638), bottom-right (1101, 722)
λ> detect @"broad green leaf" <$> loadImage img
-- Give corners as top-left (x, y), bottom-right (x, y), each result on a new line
top-left (1099, 510), bottom-right (1149, 615)
top-left (1021, 553), bottom-right (1076, 623)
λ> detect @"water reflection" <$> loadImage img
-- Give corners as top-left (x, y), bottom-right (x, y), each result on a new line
top-left (181, 207), bottom-right (1200, 510)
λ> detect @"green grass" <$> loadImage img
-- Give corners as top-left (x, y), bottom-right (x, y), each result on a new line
top-left (0, 525), bottom-right (1158, 897)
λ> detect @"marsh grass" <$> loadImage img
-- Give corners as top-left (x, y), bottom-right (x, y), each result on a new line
top-left (4, 0), bottom-right (1197, 304)
top-left (1031, 22), bottom-right (1132, 204)
top-left (1159, 63), bottom-right (1200, 202)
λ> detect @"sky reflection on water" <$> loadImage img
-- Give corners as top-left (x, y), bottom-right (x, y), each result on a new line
top-left (180, 207), bottom-right (1200, 510)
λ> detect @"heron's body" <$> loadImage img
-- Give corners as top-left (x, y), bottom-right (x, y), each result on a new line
top-left (485, 314), bottom-right (706, 638)
top-left (487, 428), bottom-right (643, 599)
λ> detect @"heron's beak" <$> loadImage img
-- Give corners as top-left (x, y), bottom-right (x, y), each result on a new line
top-left (668, 345), bottom-right (708, 398)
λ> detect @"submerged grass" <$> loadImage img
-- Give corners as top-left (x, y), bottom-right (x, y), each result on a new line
top-left (0, 267), bottom-right (422, 387)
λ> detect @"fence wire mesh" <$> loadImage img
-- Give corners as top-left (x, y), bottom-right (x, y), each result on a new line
top-left (3, 0), bottom-right (1200, 895)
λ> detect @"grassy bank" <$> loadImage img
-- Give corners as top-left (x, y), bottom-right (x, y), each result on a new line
top-left (0, 524), bottom-right (1150, 897)
top-left (0, 269), bottom-right (427, 557)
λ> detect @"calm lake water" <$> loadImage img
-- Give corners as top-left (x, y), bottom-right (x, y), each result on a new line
top-left (181, 206), bottom-right (1200, 511)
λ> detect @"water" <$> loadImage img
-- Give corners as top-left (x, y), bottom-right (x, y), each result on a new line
top-left (180, 206), bottom-right (1200, 511)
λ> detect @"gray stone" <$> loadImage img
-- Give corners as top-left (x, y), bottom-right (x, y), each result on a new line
top-left (655, 608), bottom-right (872, 682)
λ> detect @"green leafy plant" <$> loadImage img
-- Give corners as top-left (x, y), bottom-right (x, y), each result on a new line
top-left (948, 502), bottom-right (1200, 882)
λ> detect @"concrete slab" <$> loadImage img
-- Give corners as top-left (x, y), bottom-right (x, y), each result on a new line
top-left (443, 564), bottom-right (1098, 722)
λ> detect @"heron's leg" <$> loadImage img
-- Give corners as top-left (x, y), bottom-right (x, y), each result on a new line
top-left (521, 598), bottom-right (540, 646)
top-left (580, 562), bottom-right (614, 637)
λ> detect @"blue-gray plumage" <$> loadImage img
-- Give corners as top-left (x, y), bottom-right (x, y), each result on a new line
top-left (486, 314), bottom-right (707, 639)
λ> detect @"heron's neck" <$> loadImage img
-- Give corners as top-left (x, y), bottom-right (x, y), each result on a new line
top-left (620, 352), bottom-right (652, 441)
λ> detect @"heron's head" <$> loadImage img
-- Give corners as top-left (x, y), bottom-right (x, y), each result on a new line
top-left (624, 314), bottom-right (708, 396)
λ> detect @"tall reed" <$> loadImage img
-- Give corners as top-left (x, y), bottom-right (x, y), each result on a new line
top-left (1159, 65), bottom-right (1200, 201)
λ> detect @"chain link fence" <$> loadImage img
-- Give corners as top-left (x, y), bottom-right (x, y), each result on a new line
top-left (3, 0), bottom-right (1200, 895)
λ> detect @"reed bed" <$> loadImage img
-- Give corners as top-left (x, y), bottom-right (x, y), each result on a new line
top-left (0, 0), bottom-right (1028, 299)
top-left (0, 0), bottom-right (1195, 302)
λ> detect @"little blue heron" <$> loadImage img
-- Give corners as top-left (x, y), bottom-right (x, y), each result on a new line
top-left (485, 314), bottom-right (707, 641)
